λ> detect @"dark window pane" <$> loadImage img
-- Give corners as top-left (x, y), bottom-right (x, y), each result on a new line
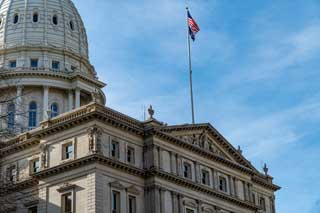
top-left (53, 15), bottom-right (58, 25)
top-left (33, 13), bottom-right (38, 22)
top-left (13, 14), bottom-right (19, 24)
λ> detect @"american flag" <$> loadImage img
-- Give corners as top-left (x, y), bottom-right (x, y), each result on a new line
top-left (187, 11), bottom-right (200, 41)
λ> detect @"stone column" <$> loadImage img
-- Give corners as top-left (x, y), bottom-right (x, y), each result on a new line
top-left (178, 194), bottom-right (184, 213)
top-left (153, 145), bottom-right (159, 169)
top-left (75, 87), bottom-right (81, 108)
top-left (158, 147), bottom-right (163, 170)
top-left (68, 90), bottom-right (74, 111)
top-left (154, 186), bottom-right (161, 213)
top-left (176, 154), bottom-right (182, 176)
top-left (16, 85), bottom-right (23, 130)
top-left (233, 178), bottom-right (238, 198)
top-left (195, 162), bottom-right (200, 183)
top-left (197, 200), bottom-right (202, 213)
top-left (214, 170), bottom-right (219, 190)
top-left (172, 192), bottom-right (179, 213)
top-left (160, 188), bottom-right (166, 213)
top-left (229, 176), bottom-right (234, 196)
top-left (43, 86), bottom-right (49, 120)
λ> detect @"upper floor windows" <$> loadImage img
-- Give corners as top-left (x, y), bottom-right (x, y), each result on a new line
top-left (33, 12), bottom-right (39, 23)
top-left (112, 191), bottom-right (120, 213)
top-left (111, 141), bottom-right (119, 160)
top-left (30, 158), bottom-right (40, 174)
top-left (127, 146), bottom-right (135, 165)
top-left (201, 169), bottom-right (210, 185)
top-left (28, 101), bottom-right (37, 129)
top-left (260, 197), bottom-right (266, 211)
top-left (62, 142), bottom-right (73, 160)
top-left (50, 103), bottom-right (59, 118)
top-left (7, 103), bottom-right (15, 129)
top-left (52, 15), bottom-right (58, 25)
top-left (9, 60), bottom-right (16, 68)
top-left (61, 192), bottom-right (73, 213)
top-left (128, 196), bottom-right (136, 213)
top-left (183, 162), bottom-right (192, 179)
top-left (52, 61), bottom-right (60, 70)
top-left (13, 13), bottom-right (19, 24)
top-left (69, 20), bottom-right (74, 31)
top-left (30, 59), bottom-right (38, 68)
top-left (219, 176), bottom-right (227, 192)
top-left (6, 164), bottom-right (16, 183)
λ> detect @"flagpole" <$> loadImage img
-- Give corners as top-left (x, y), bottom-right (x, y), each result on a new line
top-left (186, 7), bottom-right (195, 125)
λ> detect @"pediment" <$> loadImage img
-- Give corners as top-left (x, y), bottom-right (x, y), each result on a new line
top-left (160, 124), bottom-right (256, 170)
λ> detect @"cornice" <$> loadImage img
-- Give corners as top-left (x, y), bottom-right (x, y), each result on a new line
top-left (0, 69), bottom-right (105, 88)
top-left (252, 175), bottom-right (281, 191)
top-left (32, 153), bottom-right (257, 210)
top-left (145, 168), bottom-right (258, 211)
top-left (2, 178), bottom-right (38, 193)
top-left (147, 128), bottom-right (254, 175)
top-left (0, 135), bottom-right (40, 157)
top-left (160, 124), bottom-right (255, 171)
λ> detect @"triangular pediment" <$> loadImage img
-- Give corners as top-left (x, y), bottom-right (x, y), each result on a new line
top-left (159, 123), bottom-right (256, 171)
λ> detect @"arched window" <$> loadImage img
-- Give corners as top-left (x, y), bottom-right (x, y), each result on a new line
top-left (13, 14), bottom-right (19, 24)
top-left (33, 12), bottom-right (38, 23)
top-left (69, 21), bottom-right (74, 31)
top-left (51, 103), bottom-right (58, 118)
top-left (52, 15), bottom-right (58, 25)
top-left (7, 103), bottom-right (15, 129)
top-left (28, 102), bottom-right (37, 129)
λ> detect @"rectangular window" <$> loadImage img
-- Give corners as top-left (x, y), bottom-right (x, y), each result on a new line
top-left (201, 170), bottom-right (210, 185)
top-left (111, 141), bottom-right (119, 159)
top-left (128, 196), bottom-right (136, 213)
top-left (71, 66), bottom-right (77, 72)
top-left (62, 192), bottom-right (73, 213)
top-left (30, 158), bottom-right (40, 174)
top-left (252, 193), bottom-right (256, 204)
top-left (30, 59), bottom-right (38, 68)
top-left (28, 206), bottom-right (38, 213)
top-left (219, 176), bottom-right (227, 192)
top-left (260, 197), bottom-right (266, 210)
top-left (6, 165), bottom-right (16, 183)
top-left (183, 162), bottom-right (192, 179)
top-left (62, 143), bottom-right (73, 160)
top-left (52, 61), bottom-right (60, 70)
top-left (186, 208), bottom-right (195, 213)
top-left (9, 60), bottom-right (16, 68)
top-left (127, 146), bottom-right (135, 164)
top-left (112, 191), bottom-right (120, 213)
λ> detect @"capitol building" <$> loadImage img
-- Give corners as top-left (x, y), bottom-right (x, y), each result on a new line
top-left (0, 0), bottom-right (280, 213)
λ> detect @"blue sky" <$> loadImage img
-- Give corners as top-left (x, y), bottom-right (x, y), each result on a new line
top-left (74, 1), bottom-right (320, 212)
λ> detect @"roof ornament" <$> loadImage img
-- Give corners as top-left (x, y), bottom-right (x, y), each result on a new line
top-left (263, 163), bottom-right (269, 176)
top-left (237, 145), bottom-right (243, 154)
top-left (148, 105), bottom-right (154, 119)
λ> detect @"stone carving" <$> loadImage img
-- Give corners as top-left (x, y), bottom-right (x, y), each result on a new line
top-left (87, 126), bottom-right (102, 153)
top-left (40, 143), bottom-right (48, 169)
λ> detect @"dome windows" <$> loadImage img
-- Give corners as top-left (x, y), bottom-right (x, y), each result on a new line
top-left (13, 13), bottom-right (19, 24)
top-left (52, 15), bottom-right (58, 25)
top-left (52, 61), bottom-right (60, 70)
top-left (69, 20), bottom-right (74, 31)
top-left (33, 12), bottom-right (39, 23)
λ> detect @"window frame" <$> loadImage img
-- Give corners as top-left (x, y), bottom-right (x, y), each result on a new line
top-left (62, 142), bottom-right (74, 161)
top-left (218, 176), bottom-right (228, 193)
top-left (28, 101), bottom-right (37, 129)
top-left (201, 169), bottom-right (210, 186)
top-left (52, 61), bottom-right (60, 70)
top-left (259, 196), bottom-right (266, 211)
top-left (50, 103), bottom-right (59, 118)
top-left (13, 13), bottom-right (19, 24)
top-left (29, 157), bottom-right (40, 174)
top-left (32, 12), bottom-right (39, 23)
top-left (111, 190), bottom-right (120, 213)
top-left (27, 206), bottom-right (38, 213)
top-left (9, 60), bottom-right (16, 68)
top-left (183, 162), bottom-right (192, 180)
top-left (111, 140), bottom-right (119, 160)
top-left (126, 146), bottom-right (135, 165)
top-left (52, 14), bottom-right (58, 25)
top-left (30, 58), bottom-right (38, 68)
top-left (185, 208), bottom-right (195, 213)
top-left (128, 195), bottom-right (136, 213)
top-left (61, 191), bottom-right (73, 213)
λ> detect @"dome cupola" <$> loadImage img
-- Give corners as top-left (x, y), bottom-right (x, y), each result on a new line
top-left (0, 0), bottom-right (106, 137)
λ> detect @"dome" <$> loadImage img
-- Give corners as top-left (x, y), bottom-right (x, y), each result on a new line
top-left (0, 0), bottom-right (88, 59)
top-left (0, 0), bottom-right (106, 136)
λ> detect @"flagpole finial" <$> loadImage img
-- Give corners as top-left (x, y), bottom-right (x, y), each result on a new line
top-left (186, 6), bottom-right (189, 10)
